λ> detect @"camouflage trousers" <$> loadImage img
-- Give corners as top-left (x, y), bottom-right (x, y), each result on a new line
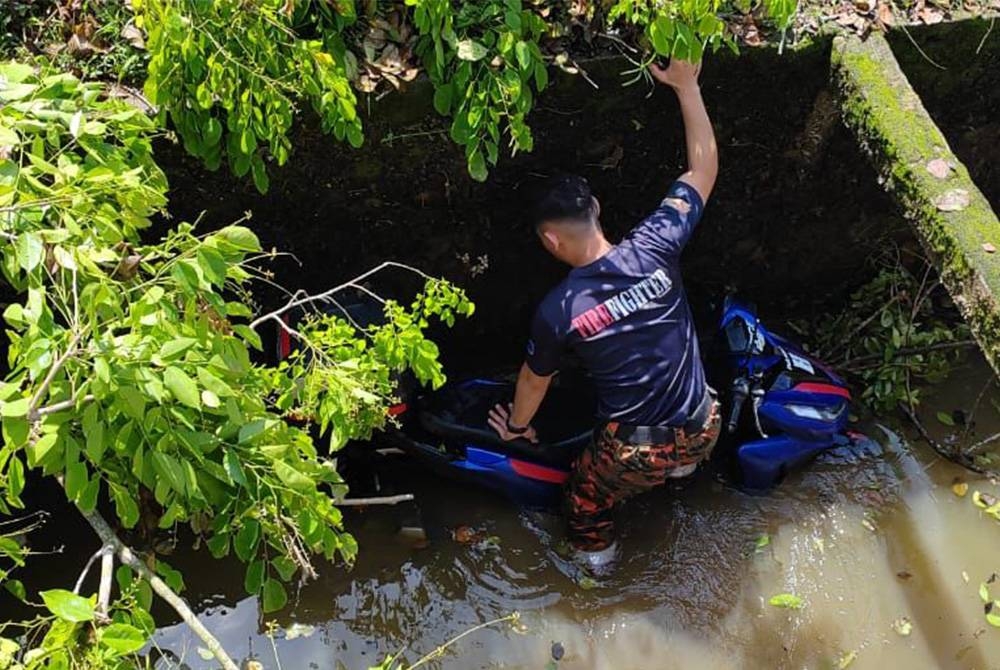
top-left (566, 400), bottom-right (722, 551)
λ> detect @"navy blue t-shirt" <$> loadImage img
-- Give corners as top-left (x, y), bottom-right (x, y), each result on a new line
top-left (526, 180), bottom-right (707, 426)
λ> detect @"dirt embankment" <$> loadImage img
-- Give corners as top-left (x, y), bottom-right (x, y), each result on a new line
top-left (158, 38), bottom-right (907, 369)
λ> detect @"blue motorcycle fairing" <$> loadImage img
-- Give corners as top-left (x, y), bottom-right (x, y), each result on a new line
top-left (737, 435), bottom-right (834, 489)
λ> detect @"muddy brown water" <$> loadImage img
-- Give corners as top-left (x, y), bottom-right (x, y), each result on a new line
top-left (121, 355), bottom-right (999, 670)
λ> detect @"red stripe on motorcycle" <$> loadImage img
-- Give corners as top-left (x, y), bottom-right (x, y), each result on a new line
top-left (793, 382), bottom-right (851, 400)
top-left (388, 403), bottom-right (408, 417)
top-left (509, 459), bottom-right (569, 484)
top-left (279, 315), bottom-right (291, 359)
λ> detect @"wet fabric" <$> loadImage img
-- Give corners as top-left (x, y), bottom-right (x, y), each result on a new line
top-left (566, 399), bottom-right (722, 551)
top-left (525, 180), bottom-right (707, 427)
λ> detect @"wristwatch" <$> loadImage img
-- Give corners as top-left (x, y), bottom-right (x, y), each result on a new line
top-left (506, 418), bottom-right (530, 435)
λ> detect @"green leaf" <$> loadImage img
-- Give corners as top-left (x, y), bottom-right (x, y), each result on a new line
top-left (78, 477), bottom-right (101, 512)
top-left (468, 149), bottom-right (488, 182)
top-left (164, 367), bottom-right (200, 409)
top-left (534, 61), bottom-right (548, 90)
top-left (113, 486), bottom-right (140, 528)
top-left (768, 593), bottom-right (804, 609)
top-left (151, 451), bottom-right (186, 495)
top-left (14, 233), bottom-right (43, 272)
top-left (158, 338), bottom-right (197, 361)
top-left (1, 397), bottom-right (30, 418)
top-left (224, 449), bottom-right (247, 486)
top-left (41, 589), bottom-right (95, 622)
top-left (64, 458), bottom-right (88, 501)
top-left (215, 226), bottom-right (260, 251)
top-left (980, 582), bottom-right (990, 602)
top-left (261, 579), bottom-right (287, 613)
top-left (244, 559), bottom-right (265, 594)
top-left (5, 579), bottom-right (26, 601)
top-left (433, 83), bottom-right (453, 116)
top-left (99, 623), bottom-right (147, 656)
top-left (155, 560), bottom-right (185, 592)
top-left (650, 16), bottom-right (675, 55)
top-left (515, 41), bottom-right (532, 71)
top-left (251, 154), bottom-right (269, 194)
top-left (201, 389), bottom-right (221, 408)
top-left (234, 519), bottom-right (260, 561)
top-left (274, 460), bottom-right (315, 493)
top-left (26, 433), bottom-right (59, 467)
top-left (936, 411), bottom-right (955, 427)
top-left (456, 40), bottom-right (488, 61)
top-left (988, 611), bottom-right (1000, 628)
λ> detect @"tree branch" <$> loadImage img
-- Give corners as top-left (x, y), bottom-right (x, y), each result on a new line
top-left (97, 548), bottom-right (114, 619)
top-left (73, 499), bottom-right (240, 670)
top-left (33, 394), bottom-right (95, 419)
top-left (249, 261), bottom-right (430, 331)
top-left (337, 494), bottom-right (414, 507)
top-left (28, 334), bottom-right (81, 417)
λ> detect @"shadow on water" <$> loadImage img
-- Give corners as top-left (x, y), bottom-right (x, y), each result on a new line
top-left (139, 353), bottom-right (1000, 669)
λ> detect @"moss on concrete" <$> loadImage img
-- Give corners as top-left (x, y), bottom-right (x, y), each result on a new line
top-left (831, 32), bottom-right (1000, 376)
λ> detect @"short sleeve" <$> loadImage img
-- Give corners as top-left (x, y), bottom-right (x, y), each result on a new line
top-left (524, 306), bottom-right (562, 376)
top-left (626, 180), bottom-right (705, 260)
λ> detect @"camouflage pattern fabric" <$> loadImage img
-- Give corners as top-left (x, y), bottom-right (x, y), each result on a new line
top-left (566, 401), bottom-right (722, 551)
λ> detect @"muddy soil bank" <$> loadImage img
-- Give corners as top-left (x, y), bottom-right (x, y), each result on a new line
top-left (157, 39), bottom-right (907, 369)
top-left (889, 19), bottom-right (1000, 211)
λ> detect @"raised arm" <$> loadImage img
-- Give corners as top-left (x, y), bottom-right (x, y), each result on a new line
top-left (650, 59), bottom-right (717, 203)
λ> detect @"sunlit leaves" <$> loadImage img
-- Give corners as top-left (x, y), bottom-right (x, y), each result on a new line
top-left (40, 590), bottom-right (96, 622)
top-left (411, 0), bottom-right (549, 180)
top-left (137, 0), bottom-right (361, 193)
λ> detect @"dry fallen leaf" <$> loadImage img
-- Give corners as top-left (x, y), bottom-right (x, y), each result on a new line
top-left (892, 616), bottom-right (914, 636)
top-left (918, 6), bottom-right (944, 23)
top-left (896, 570), bottom-right (913, 580)
top-left (877, 1), bottom-right (895, 26)
top-left (953, 481), bottom-right (970, 497)
top-left (935, 189), bottom-right (970, 212)
top-left (120, 22), bottom-right (145, 49)
top-left (983, 243), bottom-right (997, 254)
top-left (926, 158), bottom-right (951, 179)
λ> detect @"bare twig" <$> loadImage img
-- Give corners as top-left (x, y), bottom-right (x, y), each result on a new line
top-left (961, 376), bottom-right (996, 443)
top-left (27, 334), bottom-right (81, 418)
top-left (249, 261), bottom-right (431, 330)
top-left (843, 339), bottom-right (977, 369)
top-left (900, 403), bottom-right (999, 477)
top-left (73, 545), bottom-right (112, 595)
top-left (34, 394), bottom-right (96, 418)
top-left (826, 294), bottom-right (903, 360)
top-left (965, 431), bottom-right (1000, 456)
top-left (336, 494), bottom-right (415, 507)
top-left (976, 16), bottom-right (996, 55)
top-left (898, 22), bottom-right (946, 70)
top-left (97, 549), bottom-right (114, 619)
top-left (407, 613), bottom-right (519, 670)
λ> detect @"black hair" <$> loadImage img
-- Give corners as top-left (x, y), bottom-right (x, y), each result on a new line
top-left (528, 174), bottom-right (597, 228)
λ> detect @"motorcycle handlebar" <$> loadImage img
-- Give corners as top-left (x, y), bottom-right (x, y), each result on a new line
top-left (728, 377), bottom-right (749, 433)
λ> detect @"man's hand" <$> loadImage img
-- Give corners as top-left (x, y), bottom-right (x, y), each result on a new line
top-left (649, 59), bottom-right (702, 90)
top-left (488, 403), bottom-right (538, 443)
top-left (649, 58), bottom-right (717, 203)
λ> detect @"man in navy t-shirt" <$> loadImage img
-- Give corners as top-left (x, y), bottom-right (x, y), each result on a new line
top-left (487, 58), bottom-right (721, 572)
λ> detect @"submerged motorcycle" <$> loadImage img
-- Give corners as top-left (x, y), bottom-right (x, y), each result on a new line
top-left (277, 296), bottom-right (861, 506)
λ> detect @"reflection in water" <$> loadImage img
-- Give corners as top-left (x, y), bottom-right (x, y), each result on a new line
top-left (151, 358), bottom-right (1000, 669)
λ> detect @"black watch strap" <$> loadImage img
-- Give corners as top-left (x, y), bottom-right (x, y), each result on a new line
top-left (506, 418), bottom-right (529, 435)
